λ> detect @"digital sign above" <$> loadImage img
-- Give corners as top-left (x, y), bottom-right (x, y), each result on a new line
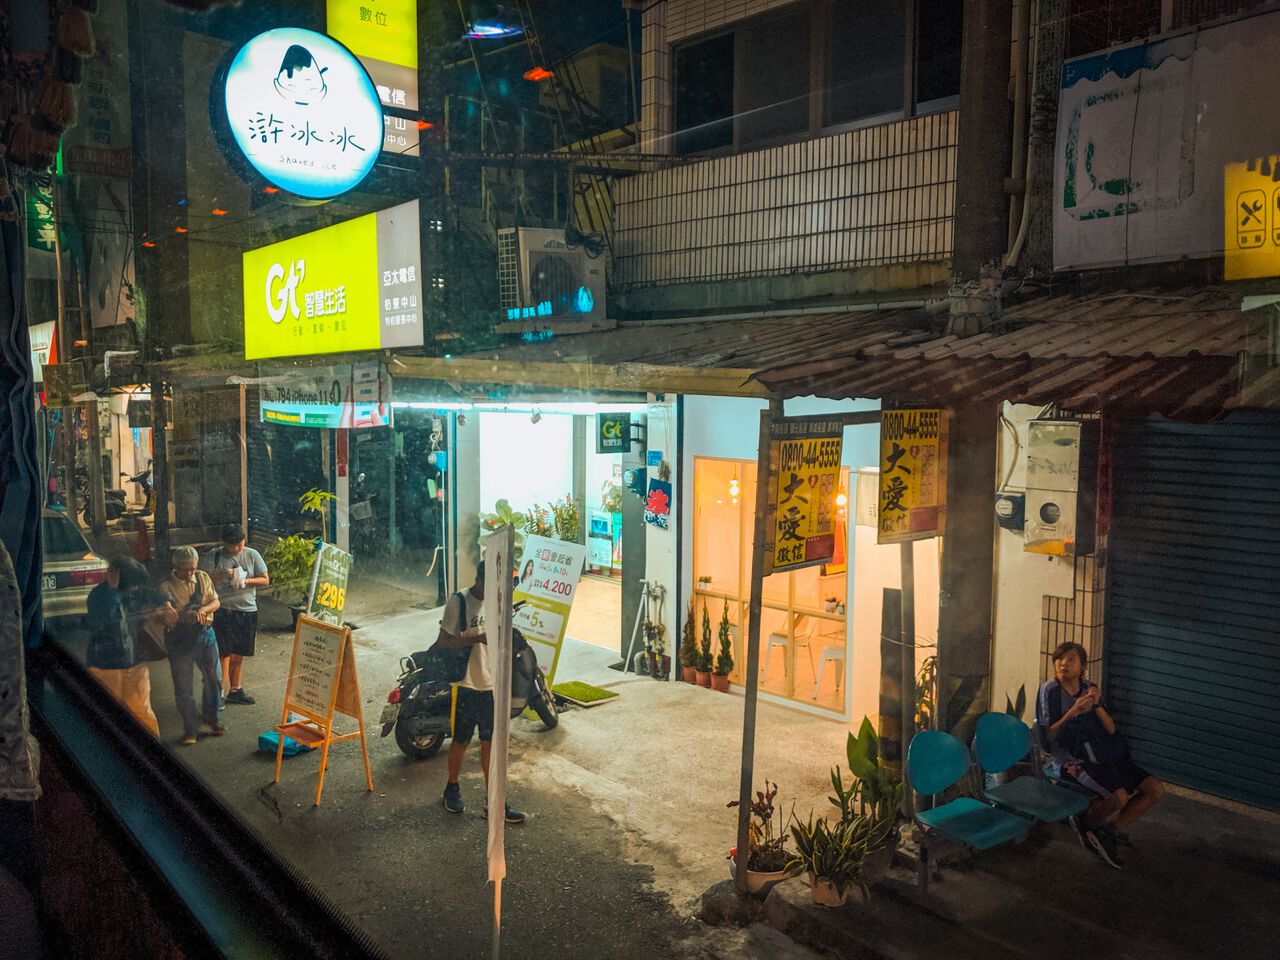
top-left (242, 200), bottom-right (424, 360)
top-left (222, 27), bottom-right (384, 199)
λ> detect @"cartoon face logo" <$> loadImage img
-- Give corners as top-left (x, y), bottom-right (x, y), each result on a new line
top-left (265, 259), bottom-right (306, 324)
top-left (274, 45), bottom-right (328, 105)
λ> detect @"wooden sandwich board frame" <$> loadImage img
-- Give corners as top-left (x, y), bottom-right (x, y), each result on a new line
top-left (273, 614), bottom-right (374, 806)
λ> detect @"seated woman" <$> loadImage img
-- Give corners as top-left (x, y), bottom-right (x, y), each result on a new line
top-left (1036, 641), bottom-right (1165, 870)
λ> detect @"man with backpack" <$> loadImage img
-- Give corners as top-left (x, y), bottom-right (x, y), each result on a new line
top-left (434, 559), bottom-right (525, 824)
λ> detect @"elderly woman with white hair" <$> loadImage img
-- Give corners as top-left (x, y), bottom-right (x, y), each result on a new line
top-left (161, 545), bottom-right (223, 746)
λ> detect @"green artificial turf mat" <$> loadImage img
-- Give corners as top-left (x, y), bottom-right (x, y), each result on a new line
top-left (552, 681), bottom-right (620, 707)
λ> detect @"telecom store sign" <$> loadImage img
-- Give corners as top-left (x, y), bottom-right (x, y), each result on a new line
top-left (223, 27), bottom-right (383, 199)
top-left (243, 199), bottom-right (424, 360)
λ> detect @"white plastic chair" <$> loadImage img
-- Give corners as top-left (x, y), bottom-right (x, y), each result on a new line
top-left (813, 643), bottom-right (845, 699)
top-left (765, 616), bottom-right (816, 684)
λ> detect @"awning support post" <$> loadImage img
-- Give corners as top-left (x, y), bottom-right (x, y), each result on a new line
top-left (733, 399), bottom-right (781, 894)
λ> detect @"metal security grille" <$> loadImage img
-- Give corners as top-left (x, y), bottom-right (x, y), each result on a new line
top-left (613, 111), bottom-right (957, 289)
top-left (1173, 0), bottom-right (1276, 28)
top-left (1106, 416), bottom-right (1280, 811)
top-left (1041, 554), bottom-right (1107, 686)
top-left (497, 228), bottom-right (521, 309)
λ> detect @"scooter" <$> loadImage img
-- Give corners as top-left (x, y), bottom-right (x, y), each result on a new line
top-left (379, 609), bottom-right (559, 760)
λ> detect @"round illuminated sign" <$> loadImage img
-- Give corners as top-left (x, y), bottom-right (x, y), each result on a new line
top-left (223, 28), bottom-right (382, 199)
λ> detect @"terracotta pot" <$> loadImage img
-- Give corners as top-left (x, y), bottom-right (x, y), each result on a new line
top-left (808, 874), bottom-right (849, 908)
top-left (695, 670), bottom-right (711, 688)
top-left (710, 673), bottom-right (730, 691)
top-left (681, 665), bottom-right (697, 683)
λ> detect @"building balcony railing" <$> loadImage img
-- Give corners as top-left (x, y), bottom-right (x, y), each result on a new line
top-left (612, 112), bottom-right (957, 290)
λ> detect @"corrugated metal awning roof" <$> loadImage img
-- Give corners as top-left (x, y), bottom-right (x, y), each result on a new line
top-left (489, 287), bottom-right (1277, 418)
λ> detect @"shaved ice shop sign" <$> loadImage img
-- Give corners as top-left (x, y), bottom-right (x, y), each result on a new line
top-left (221, 27), bottom-right (383, 199)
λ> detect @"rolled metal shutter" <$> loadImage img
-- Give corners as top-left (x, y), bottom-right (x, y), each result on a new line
top-left (1107, 415), bottom-right (1280, 811)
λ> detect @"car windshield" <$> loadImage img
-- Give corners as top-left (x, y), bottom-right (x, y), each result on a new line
top-left (42, 513), bottom-right (92, 560)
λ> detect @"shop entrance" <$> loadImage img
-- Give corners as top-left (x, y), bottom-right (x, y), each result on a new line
top-left (477, 411), bottom-right (624, 652)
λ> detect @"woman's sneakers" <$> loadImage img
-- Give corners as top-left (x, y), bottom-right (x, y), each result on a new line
top-left (1086, 825), bottom-right (1125, 869)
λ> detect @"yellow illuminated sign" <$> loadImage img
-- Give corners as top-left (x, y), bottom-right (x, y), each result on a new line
top-left (763, 419), bottom-right (844, 575)
top-left (877, 409), bottom-right (944, 544)
top-left (328, 0), bottom-right (418, 68)
top-left (244, 213), bottom-right (380, 360)
top-left (242, 200), bottom-right (424, 360)
top-left (1224, 158), bottom-right (1280, 280)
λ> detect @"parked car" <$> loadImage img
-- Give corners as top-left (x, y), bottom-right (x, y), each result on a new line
top-left (41, 509), bottom-right (109, 622)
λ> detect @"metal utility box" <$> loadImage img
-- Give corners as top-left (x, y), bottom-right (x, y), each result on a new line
top-left (1024, 420), bottom-right (1098, 557)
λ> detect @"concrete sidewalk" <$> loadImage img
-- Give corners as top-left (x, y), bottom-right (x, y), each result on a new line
top-left (64, 590), bottom-right (1280, 959)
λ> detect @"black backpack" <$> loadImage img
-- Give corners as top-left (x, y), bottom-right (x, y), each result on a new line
top-left (418, 591), bottom-right (473, 682)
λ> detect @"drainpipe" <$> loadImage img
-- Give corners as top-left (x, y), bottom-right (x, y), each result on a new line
top-left (1004, 0), bottom-right (1040, 269)
top-left (1006, 0), bottom-right (1029, 252)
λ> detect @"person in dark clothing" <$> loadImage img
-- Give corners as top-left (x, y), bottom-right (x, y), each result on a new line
top-left (1037, 642), bottom-right (1165, 869)
top-left (85, 558), bottom-right (161, 737)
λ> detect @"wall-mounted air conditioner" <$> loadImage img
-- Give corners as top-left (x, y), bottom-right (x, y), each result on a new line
top-left (497, 227), bottom-right (607, 327)
top-left (1024, 419), bottom-right (1099, 558)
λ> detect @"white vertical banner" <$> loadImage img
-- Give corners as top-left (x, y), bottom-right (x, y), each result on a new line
top-left (483, 526), bottom-right (514, 959)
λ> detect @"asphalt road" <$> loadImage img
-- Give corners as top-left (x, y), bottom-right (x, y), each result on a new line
top-left (47, 615), bottom-right (722, 960)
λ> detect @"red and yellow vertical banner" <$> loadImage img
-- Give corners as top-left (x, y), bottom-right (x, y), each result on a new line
top-left (763, 418), bottom-right (844, 575)
top-left (877, 409), bottom-right (946, 544)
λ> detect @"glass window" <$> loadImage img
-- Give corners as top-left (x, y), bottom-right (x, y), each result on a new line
top-left (693, 457), bottom-right (851, 713)
top-left (917, 0), bottom-right (965, 106)
top-left (674, 34), bottom-right (735, 154)
top-left (735, 6), bottom-right (813, 147)
top-left (826, 0), bottom-right (907, 126)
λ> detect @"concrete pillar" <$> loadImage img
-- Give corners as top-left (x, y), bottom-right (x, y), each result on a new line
top-left (952, 0), bottom-right (1014, 279)
top-left (937, 403), bottom-right (999, 739)
top-left (450, 413), bottom-right (481, 595)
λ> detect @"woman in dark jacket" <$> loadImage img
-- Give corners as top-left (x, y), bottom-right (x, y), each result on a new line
top-left (85, 558), bottom-right (162, 737)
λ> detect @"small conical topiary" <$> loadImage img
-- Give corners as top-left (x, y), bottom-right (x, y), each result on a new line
top-left (699, 600), bottom-right (713, 672)
top-left (714, 599), bottom-right (734, 676)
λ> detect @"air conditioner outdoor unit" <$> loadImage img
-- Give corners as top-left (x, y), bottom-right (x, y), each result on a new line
top-left (497, 227), bottom-right (606, 326)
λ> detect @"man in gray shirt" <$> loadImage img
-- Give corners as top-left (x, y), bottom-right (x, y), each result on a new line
top-left (201, 524), bottom-right (269, 705)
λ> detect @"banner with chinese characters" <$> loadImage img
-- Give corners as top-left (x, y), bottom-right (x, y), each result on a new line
top-left (242, 199), bottom-right (423, 360)
top-left (260, 361), bottom-right (391, 429)
top-left (763, 418), bottom-right (844, 575)
top-left (327, 0), bottom-right (419, 113)
top-left (306, 543), bottom-right (353, 625)
top-left (877, 409), bottom-right (945, 544)
top-left (512, 534), bottom-right (587, 687)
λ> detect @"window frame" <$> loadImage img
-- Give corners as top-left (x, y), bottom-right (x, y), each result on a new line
top-left (670, 0), bottom-right (962, 156)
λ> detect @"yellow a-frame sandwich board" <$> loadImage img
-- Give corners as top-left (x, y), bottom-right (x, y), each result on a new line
top-left (273, 614), bottom-right (374, 806)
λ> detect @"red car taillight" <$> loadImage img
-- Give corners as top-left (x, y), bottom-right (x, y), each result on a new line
top-left (387, 687), bottom-right (401, 704)
top-left (69, 569), bottom-right (106, 586)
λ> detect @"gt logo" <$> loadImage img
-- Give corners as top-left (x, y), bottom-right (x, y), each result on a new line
top-left (265, 259), bottom-right (306, 324)
top-left (601, 420), bottom-right (623, 439)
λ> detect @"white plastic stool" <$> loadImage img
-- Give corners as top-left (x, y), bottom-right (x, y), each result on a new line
top-left (765, 618), bottom-right (816, 683)
top-left (812, 644), bottom-right (845, 699)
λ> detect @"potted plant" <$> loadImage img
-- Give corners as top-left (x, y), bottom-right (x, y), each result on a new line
top-left (679, 598), bottom-right (699, 683)
top-left (711, 599), bottom-right (733, 691)
top-left (299, 488), bottom-right (336, 543)
top-left (522, 503), bottom-right (555, 540)
top-left (829, 717), bottom-right (906, 884)
top-left (788, 814), bottom-right (880, 907)
top-left (551, 494), bottom-right (581, 542)
top-left (695, 601), bottom-right (713, 687)
top-left (726, 781), bottom-right (794, 896)
top-left (600, 480), bottom-right (622, 515)
top-left (263, 534), bottom-right (319, 625)
top-left (480, 499), bottom-right (529, 560)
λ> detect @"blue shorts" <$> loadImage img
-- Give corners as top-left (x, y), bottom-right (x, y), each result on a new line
top-left (453, 687), bottom-right (494, 743)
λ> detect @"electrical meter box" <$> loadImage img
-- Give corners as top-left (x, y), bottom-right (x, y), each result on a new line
top-left (1024, 420), bottom-right (1099, 557)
